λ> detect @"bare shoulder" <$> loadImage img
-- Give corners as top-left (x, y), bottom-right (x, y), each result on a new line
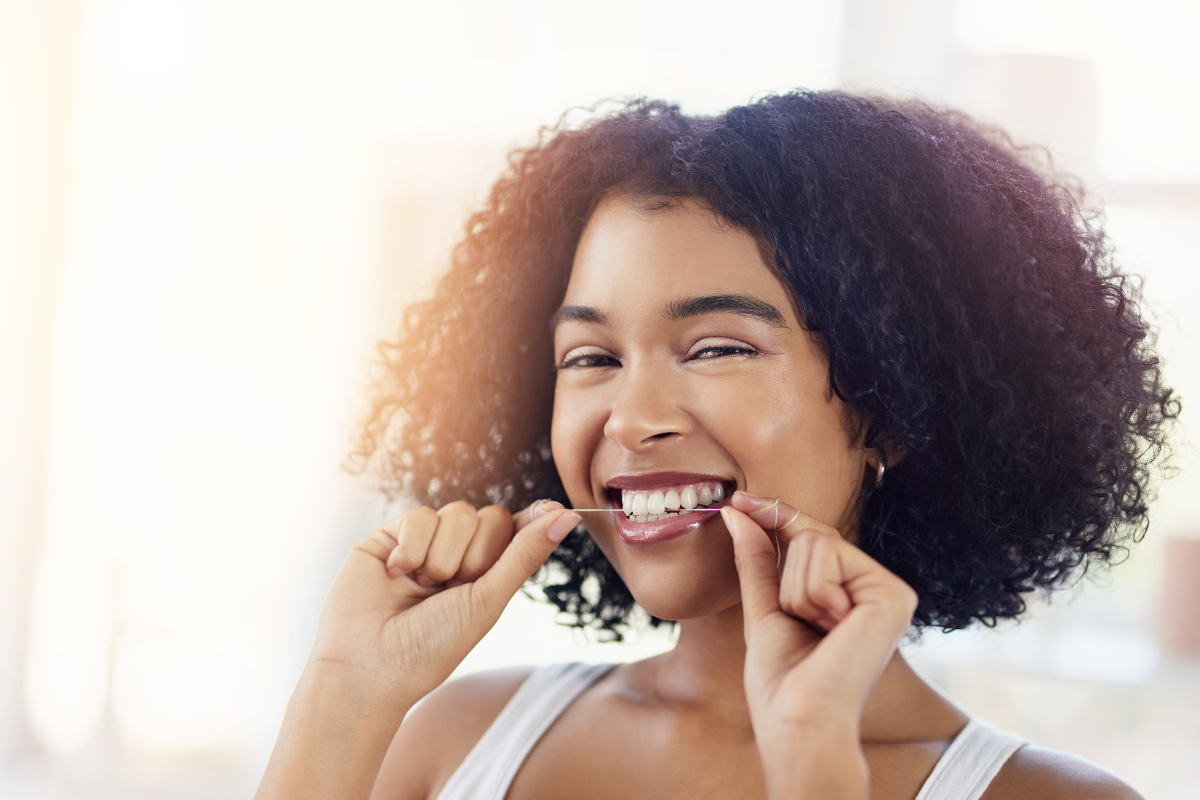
top-left (981, 745), bottom-right (1142, 800)
top-left (369, 665), bottom-right (536, 800)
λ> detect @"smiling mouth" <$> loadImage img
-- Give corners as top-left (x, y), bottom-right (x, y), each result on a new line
top-left (606, 480), bottom-right (732, 522)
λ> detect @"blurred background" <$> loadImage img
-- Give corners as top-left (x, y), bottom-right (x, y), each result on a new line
top-left (2, 0), bottom-right (1199, 796)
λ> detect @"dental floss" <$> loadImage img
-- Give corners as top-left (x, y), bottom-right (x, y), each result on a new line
top-left (570, 496), bottom-right (801, 570)
top-left (568, 508), bottom-right (720, 513)
top-left (570, 507), bottom-right (784, 567)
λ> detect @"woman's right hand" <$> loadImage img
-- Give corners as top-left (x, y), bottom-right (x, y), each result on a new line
top-left (255, 500), bottom-right (578, 800)
top-left (309, 499), bottom-right (581, 703)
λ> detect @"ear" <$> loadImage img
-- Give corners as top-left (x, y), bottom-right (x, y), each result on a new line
top-left (865, 440), bottom-right (905, 471)
top-left (864, 439), bottom-right (905, 488)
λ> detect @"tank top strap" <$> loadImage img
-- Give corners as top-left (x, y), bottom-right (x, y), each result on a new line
top-left (436, 662), bottom-right (616, 800)
top-left (914, 717), bottom-right (1029, 800)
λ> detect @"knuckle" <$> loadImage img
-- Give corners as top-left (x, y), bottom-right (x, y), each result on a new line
top-left (404, 505), bottom-right (439, 530)
top-left (810, 535), bottom-right (837, 561)
top-left (513, 545), bottom-right (545, 580)
top-left (778, 582), bottom-right (801, 612)
top-left (794, 529), bottom-right (820, 548)
top-left (352, 530), bottom-right (391, 559)
top-left (421, 556), bottom-right (457, 582)
top-left (407, 505), bottom-right (438, 521)
top-left (457, 564), bottom-right (485, 583)
top-left (816, 521), bottom-right (841, 538)
top-left (781, 594), bottom-right (816, 620)
top-left (365, 529), bottom-right (393, 549)
top-left (390, 545), bottom-right (425, 572)
top-left (457, 552), bottom-right (488, 581)
top-left (479, 504), bottom-right (513, 524)
top-left (439, 501), bottom-right (478, 524)
top-left (788, 510), bottom-right (819, 530)
top-left (812, 583), bottom-right (841, 608)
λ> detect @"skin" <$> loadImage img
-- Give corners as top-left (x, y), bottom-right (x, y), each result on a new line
top-left (255, 195), bottom-right (1141, 800)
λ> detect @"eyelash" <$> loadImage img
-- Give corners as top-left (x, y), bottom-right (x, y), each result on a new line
top-left (555, 344), bottom-right (760, 370)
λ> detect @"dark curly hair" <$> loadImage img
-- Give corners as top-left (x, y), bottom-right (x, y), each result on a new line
top-left (350, 90), bottom-right (1178, 639)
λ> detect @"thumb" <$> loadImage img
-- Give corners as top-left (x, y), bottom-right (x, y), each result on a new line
top-left (721, 506), bottom-right (782, 628)
top-left (471, 506), bottom-right (579, 622)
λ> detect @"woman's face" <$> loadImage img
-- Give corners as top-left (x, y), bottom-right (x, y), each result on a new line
top-left (551, 194), bottom-right (871, 621)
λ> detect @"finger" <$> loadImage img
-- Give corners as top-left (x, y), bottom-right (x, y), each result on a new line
top-left (729, 492), bottom-right (839, 543)
top-left (456, 505), bottom-right (515, 583)
top-left (794, 540), bottom-right (919, 703)
top-left (720, 507), bottom-right (782, 628)
top-left (512, 499), bottom-right (565, 530)
top-left (807, 535), bottom-right (853, 627)
top-left (779, 533), bottom-right (851, 632)
top-left (385, 506), bottom-right (439, 576)
top-left (778, 531), bottom-right (817, 624)
top-left (352, 526), bottom-right (401, 563)
top-left (803, 575), bottom-right (918, 710)
top-left (419, 501), bottom-right (479, 585)
top-left (470, 508), bottom-right (580, 622)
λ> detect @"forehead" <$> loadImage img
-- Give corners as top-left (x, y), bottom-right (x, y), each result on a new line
top-left (563, 194), bottom-right (793, 312)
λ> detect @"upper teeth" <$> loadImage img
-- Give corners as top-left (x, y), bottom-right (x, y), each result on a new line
top-left (620, 481), bottom-right (726, 522)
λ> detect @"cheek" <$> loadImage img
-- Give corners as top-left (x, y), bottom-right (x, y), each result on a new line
top-left (700, 371), bottom-right (859, 520)
top-left (550, 387), bottom-right (603, 501)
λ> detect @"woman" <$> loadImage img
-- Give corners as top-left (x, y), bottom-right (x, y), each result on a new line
top-left (256, 92), bottom-right (1176, 799)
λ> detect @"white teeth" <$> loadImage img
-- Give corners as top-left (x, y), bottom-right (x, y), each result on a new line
top-left (681, 486), bottom-right (698, 509)
top-left (619, 482), bottom-right (729, 521)
top-left (631, 492), bottom-right (648, 517)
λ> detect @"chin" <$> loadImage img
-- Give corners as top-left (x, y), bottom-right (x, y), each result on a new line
top-left (610, 558), bottom-right (743, 622)
top-left (582, 510), bottom-right (743, 621)
top-left (629, 589), bottom-right (742, 623)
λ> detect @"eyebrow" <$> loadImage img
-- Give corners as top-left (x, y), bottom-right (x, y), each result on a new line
top-left (550, 304), bottom-right (608, 329)
top-left (551, 293), bottom-right (786, 330)
top-left (665, 294), bottom-right (786, 327)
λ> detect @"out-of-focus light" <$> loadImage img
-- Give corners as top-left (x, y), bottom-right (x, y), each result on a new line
top-left (955, 0), bottom-right (1200, 182)
top-left (24, 527), bottom-right (113, 755)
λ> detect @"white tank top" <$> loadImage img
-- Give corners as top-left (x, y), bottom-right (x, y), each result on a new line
top-left (437, 662), bottom-right (1027, 800)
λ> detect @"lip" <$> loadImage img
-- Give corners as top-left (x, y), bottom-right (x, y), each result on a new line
top-left (604, 471), bottom-right (730, 491)
top-left (598, 472), bottom-right (736, 546)
top-left (611, 499), bottom-right (728, 546)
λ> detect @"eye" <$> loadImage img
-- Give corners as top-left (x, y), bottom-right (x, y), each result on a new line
top-left (687, 340), bottom-right (760, 360)
top-left (556, 347), bottom-right (620, 370)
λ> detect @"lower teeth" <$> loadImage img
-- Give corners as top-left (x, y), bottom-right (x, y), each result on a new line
top-left (625, 509), bottom-right (699, 522)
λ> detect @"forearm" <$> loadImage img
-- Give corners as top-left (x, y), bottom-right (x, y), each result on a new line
top-left (759, 723), bottom-right (868, 800)
top-left (256, 659), bottom-right (419, 800)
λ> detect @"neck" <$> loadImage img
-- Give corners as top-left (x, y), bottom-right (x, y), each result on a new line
top-left (650, 605), bottom-right (752, 726)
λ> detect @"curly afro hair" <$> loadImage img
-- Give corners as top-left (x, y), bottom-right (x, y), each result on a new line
top-left (350, 90), bottom-right (1179, 639)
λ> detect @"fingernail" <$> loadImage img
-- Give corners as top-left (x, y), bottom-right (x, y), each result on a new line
top-left (532, 500), bottom-right (564, 519)
top-left (720, 507), bottom-right (734, 529)
top-left (733, 491), bottom-right (773, 509)
top-left (547, 513), bottom-right (581, 543)
top-left (387, 567), bottom-right (406, 579)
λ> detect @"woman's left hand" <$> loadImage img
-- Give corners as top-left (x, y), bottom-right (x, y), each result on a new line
top-left (720, 492), bottom-right (918, 800)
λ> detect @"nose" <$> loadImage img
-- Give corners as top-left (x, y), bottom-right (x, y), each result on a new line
top-left (602, 360), bottom-right (693, 451)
